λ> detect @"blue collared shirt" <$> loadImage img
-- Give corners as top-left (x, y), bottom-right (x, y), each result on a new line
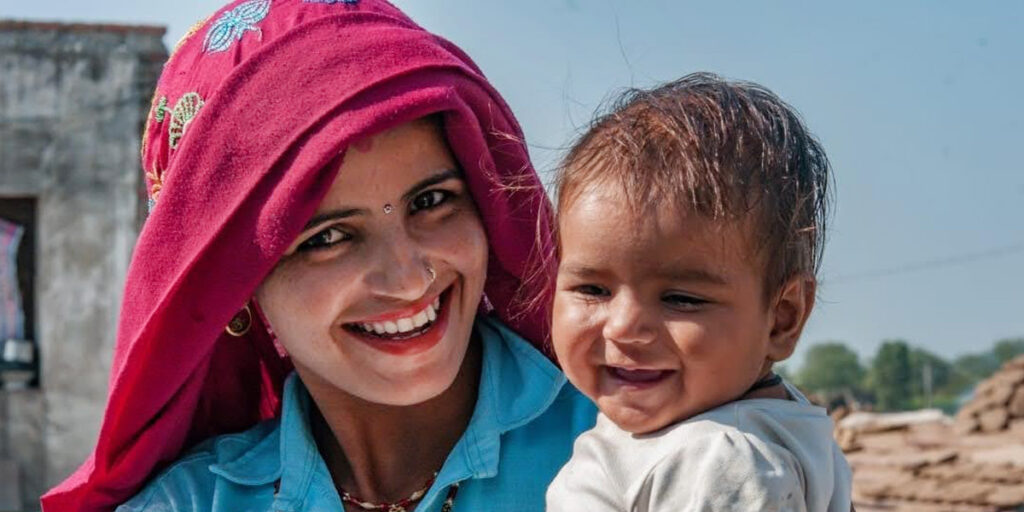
top-left (118, 315), bottom-right (597, 511)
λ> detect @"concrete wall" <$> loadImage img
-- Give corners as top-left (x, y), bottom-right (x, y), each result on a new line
top-left (0, 22), bottom-right (166, 510)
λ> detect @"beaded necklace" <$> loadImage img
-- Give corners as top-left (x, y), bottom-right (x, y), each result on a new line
top-left (339, 474), bottom-right (460, 512)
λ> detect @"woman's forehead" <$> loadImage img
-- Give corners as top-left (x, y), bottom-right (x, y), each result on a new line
top-left (320, 119), bottom-right (458, 204)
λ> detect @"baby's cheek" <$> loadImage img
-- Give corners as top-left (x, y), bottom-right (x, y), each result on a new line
top-left (667, 321), bottom-right (716, 358)
top-left (553, 298), bottom-right (598, 337)
top-left (551, 300), bottom-right (593, 355)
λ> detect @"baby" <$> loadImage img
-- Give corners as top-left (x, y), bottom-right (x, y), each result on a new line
top-left (546, 73), bottom-right (852, 511)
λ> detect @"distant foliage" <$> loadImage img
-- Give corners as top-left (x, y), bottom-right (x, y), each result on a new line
top-left (870, 340), bottom-right (913, 411)
top-left (993, 337), bottom-right (1024, 364)
top-left (796, 342), bottom-right (865, 394)
top-left (952, 352), bottom-right (1001, 381)
top-left (795, 336), bottom-right (1023, 414)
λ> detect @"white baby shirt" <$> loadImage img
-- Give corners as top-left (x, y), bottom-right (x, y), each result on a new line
top-left (546, 383), bottom-right (852, 512)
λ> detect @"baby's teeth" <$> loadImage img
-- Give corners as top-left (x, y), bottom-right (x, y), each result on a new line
top-left (426, 306), bottom-right (437, 322)
top-left (397, 318), bottom-right (414, 333)
top-left (384, 321), bottom-right (398, 334)
top-left (412, 311), bottom-right (429, 328)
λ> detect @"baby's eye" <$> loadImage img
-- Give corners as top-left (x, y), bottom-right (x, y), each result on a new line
top-left (410, 189), bottom-right (452, 213)
top-left (662, 293), bottom-right (707, 311)
top-left (297, 226), bottom-right (351, 251)
top-left (573, 284), bottom-right (609, 297)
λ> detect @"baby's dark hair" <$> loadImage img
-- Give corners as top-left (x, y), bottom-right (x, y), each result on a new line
top-left (556, 72), bottom-right (832, 297)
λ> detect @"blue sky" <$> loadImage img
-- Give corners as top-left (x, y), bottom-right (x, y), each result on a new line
top-left (2, 0), bottom-right (1021, 367)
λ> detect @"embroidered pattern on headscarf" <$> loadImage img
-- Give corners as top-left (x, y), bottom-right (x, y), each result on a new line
top-left (153, 96), bottom-right (169, 123)
top-left (168, 93), bottom-right (205, 150)
top-left (203, 0), bottom-right (272, 54)
top-left (303, 0), bottom-right (359, 4)
top-left (145, 169), bottom-right (164, 212)
top-left (140, 93), bottom-right (166, 160)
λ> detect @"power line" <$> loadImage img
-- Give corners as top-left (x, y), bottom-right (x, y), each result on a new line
top-left (825, 241), bottom-right (1024, 284)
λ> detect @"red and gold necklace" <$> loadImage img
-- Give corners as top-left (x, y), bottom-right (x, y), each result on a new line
top-left (340, 472), bottom-right (459, 512)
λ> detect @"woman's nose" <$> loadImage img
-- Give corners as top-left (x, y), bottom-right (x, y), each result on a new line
top-left (602, 292), bottom-right (657, 345)
top-left (363, 228), bottom-right (433, 302)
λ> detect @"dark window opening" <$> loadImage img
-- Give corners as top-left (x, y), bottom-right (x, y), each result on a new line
top-left (0, 198), bottom-right (37, 388)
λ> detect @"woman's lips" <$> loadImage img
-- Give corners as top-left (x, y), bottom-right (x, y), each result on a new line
top-left (350, 296), bottom-right (440, 336)
top-left (355, 290), bottom-right (444, 323)
top-left (343, 287), bottom-right (452, 356)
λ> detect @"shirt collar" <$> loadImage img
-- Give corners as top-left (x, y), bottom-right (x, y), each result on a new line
top-left (206, 315), bottom-right (567, 510)
top-left (208, 373), bottom-right (328, 510)
top-left (420, 314), bottom-right (566, 508)
top-left (272, 372), bottom-right (334, 510)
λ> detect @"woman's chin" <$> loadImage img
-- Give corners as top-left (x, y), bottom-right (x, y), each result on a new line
top-left (343, 335), bottom-right (472, 406)
top-left (350, 365), bottom-right (464, 406)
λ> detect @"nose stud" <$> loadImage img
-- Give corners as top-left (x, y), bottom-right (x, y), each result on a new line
top-left (383, 203), bottom-right (394, 215)
top-left (425, 263), bottom-right (436, 282)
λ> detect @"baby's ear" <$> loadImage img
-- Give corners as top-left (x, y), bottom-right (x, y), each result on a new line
top-left (767, 274), bottom-right (816, 362)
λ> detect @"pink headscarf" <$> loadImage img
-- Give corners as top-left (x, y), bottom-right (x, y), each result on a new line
top-left (42, 1), bottom-right (554, 510)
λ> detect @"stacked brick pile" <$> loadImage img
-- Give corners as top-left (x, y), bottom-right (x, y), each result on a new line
top-left (837, 355), bottom-right (1024, 512)
top-left (954, 355), bottom-right (1024, 435)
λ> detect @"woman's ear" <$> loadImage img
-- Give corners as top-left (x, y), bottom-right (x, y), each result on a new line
top-left (767, 274), bottom-right (816, 363)
top-left (251, 296), bottom-right (289, 357)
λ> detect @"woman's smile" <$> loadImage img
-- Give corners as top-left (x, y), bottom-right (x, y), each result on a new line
top-left (343, 286), bottom-right (453, 356)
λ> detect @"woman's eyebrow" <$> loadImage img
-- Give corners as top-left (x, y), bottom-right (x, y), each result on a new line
top-left (301, 168), bottom-right (461, 230)
top-left (302, 208), bottom-right (365, 230)
top-left (402, 168), bottom-right (462, 202)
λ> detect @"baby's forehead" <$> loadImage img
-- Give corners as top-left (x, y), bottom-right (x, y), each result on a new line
top-left (564, 176), bottom-right (759, 234)
top-left (558, 186), bottom-right (766, 279)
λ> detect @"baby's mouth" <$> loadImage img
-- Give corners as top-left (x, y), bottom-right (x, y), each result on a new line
top-left (344, 290), bottom-right (447, 341)
top-left (606, 367), bottom-right (673, 384)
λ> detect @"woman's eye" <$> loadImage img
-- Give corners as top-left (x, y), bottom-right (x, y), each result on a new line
top-left (410, 189), bottom-right (452, 213)
top-left (297, 227), bottom-right (350, 251)
top-left (662, 293), bottom-right (707, 310)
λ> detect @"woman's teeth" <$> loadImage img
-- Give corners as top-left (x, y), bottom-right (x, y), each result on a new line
top-left (357, 297), bottom-right (441, 336)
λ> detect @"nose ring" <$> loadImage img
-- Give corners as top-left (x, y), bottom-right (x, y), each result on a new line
top-left (425, 263), bottom-right (436, 282)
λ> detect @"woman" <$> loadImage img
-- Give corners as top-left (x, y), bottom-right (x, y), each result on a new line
top-left (41, 1), bottom-right (595, 510)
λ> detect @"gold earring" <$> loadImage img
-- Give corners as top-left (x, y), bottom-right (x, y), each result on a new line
top-left (226, 304), bottom-right (253, 337)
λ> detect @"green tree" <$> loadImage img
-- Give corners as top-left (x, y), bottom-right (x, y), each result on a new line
top-left (992, 337), bottom-right (1024, 364)
top-left (907, 347), bottom-right (976, 411)
top-left (796, 342), bottom-right (865, 394)
top-left (907, 348), bottom-right (953, 403)
top-left (952, 352), bottom-right (1000, 381)
top-left (870, 340), bottom-right (912, 411)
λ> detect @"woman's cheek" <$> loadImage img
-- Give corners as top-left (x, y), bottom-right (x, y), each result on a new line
top-left (259, 253), bottom-right (361, 332)
top-left (431, 211), bottom-right (487, 270)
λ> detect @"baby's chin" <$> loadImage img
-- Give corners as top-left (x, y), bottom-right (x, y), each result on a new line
top-left (597, 399), bottom-right (684, 435)
top-left (598, 395), bottom-right (736, 435)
